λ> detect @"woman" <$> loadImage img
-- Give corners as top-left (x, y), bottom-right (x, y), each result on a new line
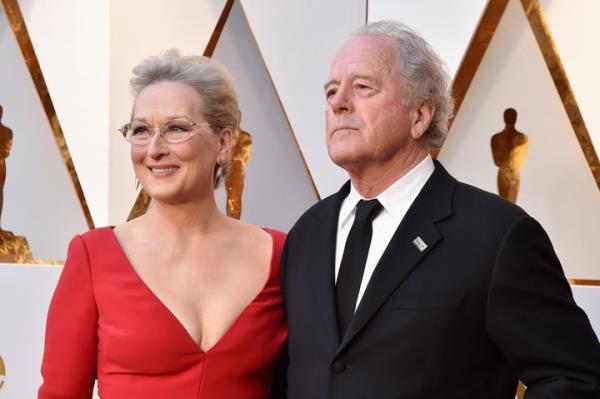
top-left (39, 50), bottom-right (287, 398)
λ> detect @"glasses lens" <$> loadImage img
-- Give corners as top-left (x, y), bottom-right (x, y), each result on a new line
top-left (127, 122), bottom-right (152, 144)
top-left (162, 120), bottom-right (195, 143)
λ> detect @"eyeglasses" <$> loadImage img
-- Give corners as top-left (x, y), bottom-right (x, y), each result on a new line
top-left (118, 118), bottom-right (218, 145)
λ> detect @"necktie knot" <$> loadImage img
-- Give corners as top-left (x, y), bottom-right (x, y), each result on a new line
top-left (355, 199), bottom-right (383, 223)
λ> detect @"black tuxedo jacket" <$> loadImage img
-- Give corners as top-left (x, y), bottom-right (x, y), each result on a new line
top-left (278, 161), bottom-right (600, 399)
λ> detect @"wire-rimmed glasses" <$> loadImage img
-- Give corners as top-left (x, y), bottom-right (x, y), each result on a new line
top-left (118, 118), bottom-right (218, 145)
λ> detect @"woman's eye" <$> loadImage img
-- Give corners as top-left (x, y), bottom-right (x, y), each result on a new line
top-left (166, 124), bottom-right (189, 133)
top-left (132, 126), bottom-right (149, 135)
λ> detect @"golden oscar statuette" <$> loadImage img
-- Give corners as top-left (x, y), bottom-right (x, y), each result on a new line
top-left (225, 127), bottom-right (252, 220)
top-left (491, 108), bottom-right (529, 204)
top-left (0, 105), bottom-right (34, 263)
top-left (0, 352), bottom-right (5, 389)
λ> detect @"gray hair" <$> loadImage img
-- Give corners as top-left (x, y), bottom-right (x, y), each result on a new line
top-left (354, 21), bottom-right (454, 151)
top-left (129, 49), bottom-right (240, 187)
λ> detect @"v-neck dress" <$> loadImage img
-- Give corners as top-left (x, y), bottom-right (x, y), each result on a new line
top-left (39, 227), bottom-right (287, 399)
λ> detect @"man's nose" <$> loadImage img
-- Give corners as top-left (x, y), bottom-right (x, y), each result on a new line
top-left (330, 85), bottom-right (353, 113)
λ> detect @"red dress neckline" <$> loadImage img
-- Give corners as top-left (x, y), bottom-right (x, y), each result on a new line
top-left (108, 226), bottom-right (277, 354)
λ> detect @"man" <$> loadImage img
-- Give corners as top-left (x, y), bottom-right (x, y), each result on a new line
top-left (279, 21), bottom-right (600, 398)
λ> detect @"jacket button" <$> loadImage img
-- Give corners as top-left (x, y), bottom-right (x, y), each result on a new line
top-left (332, 360), bottom-right (347, 373)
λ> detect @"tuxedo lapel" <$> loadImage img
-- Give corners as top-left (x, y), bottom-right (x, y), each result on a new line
top-left (337, 161), bottom-right (456, 353)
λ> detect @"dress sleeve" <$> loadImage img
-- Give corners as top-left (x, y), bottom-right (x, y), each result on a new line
top-left (38, 235), bottom-right (98, 399)
top-left (486, 215), bottom-right (600, 398)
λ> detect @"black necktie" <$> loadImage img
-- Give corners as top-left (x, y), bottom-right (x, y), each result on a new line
top-left (336, 199), bottom-right (383, 337)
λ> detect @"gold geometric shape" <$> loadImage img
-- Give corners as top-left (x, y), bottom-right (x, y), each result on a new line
top-left (438, 0), bottom-right (600, 279)
top-left (450, 0), bottom-right (510, 128)
top-left (440, 0), bottom-right (599, 192)
top-left (1, 0), bottom-right (94, 230)
top-left (210, 0), bottom-right (321, 230)
top-left (238, 3), bottom-right (320, 201)
top-left (521, 0), bottom-right (600, 191)
top-left (516, 382), bottom-right (526, 399)
top-left (569, 279), bottom-right (600, 287)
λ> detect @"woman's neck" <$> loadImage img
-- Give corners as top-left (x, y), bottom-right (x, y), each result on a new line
top-left (141, 193), bottom-right (228, 238)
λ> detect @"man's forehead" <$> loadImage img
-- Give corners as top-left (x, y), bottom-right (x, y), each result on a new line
top-left (326, 40), bottom-right (398, 89)
top-left (336, 35), bottom-right (397, 60)
top-left (330, 35), bottom-right (399, 74)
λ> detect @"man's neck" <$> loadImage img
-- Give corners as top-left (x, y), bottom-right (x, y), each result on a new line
top-left (348, 151), bottom-right (429, 198)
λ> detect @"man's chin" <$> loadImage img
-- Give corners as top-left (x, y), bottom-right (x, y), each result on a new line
top-left (328, 150), bottom-right (360, 170)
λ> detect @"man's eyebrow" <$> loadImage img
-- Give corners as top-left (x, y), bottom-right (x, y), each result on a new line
top-left (353, 74), bottom-right (379, 84)
top-left (323, 75), bottom-right (380, 90)
top-left (323, 79), bottom-right (339, 91)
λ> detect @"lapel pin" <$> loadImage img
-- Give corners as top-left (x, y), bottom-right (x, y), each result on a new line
top-left (412, 236), bottom-right (428, 252)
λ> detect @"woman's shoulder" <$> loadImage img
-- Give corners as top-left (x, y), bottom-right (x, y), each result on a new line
top-left (261, 227), bottom-right (286, 248)
top-left (69, 226), bottom-right (118, 257)
top-left (230, 220), bottom-right (285, 248)
top-left (225, 219), bottom-right (286, 259)
top-left (78, 226), bottom-right (115, 243)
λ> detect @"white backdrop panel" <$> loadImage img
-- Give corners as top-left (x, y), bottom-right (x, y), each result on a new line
top-left (368, 0), bottom-right (488, 78)
top-left (18, 0), bottom-right (109, 226)
top-left (0, 265), bottom-right (61, 399)
top-left (241, 0), bottom-right (365, 198)
top-left (108, 0), bottom-right (226, 225)
top-left (0, 7), bottom-right (88, 260)
top-left (438, 0), bottom-right (600, 279)
top-left (212, 2), bottom-right (317, 231)
top-left (573, 285), bottom-right (600, 338)
top-left (540, 0), bottom-right (600, 158)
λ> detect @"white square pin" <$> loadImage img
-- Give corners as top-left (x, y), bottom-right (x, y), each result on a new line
top-left (412, 236), bottom-right (428, 252)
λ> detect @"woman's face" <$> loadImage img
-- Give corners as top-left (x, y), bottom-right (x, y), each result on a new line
top-left (130, 80), bottom-right (229, 205)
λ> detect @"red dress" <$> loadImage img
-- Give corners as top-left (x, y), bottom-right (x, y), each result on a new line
top-left (39, 227), bottom-right (287, 399)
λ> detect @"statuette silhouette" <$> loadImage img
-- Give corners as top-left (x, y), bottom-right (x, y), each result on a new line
top-left (0, 105), bottom-right (13, 228)
top-left (491, 108), bottom-right (529, 203)
top-left (226, 128), bottom-right (252, 219)
top-left (0, 352), bottom-right (5, 390)
top-left (0, 105), bottom-right (33, 263)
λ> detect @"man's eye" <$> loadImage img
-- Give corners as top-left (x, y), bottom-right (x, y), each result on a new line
top-left (356, 83), bottom-right (370, 90)
top-left (325, 88), bottom-right (337, 98)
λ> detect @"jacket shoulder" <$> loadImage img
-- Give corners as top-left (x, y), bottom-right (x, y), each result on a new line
top-left (288, 192), bottom-right (338, 236)
top-left (453, 181), bottom-right (527, 221)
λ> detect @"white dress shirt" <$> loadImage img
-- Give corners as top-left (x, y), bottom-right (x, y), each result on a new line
top-left (335, 155), bottom-right (435, 310)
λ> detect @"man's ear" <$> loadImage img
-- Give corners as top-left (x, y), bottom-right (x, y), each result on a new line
top-left (410, 102), bottom-right (435, 140)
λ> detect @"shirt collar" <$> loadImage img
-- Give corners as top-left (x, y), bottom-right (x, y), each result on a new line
top-left (378, 154), bottom-right (434, 219)
top-left (339, 154), bottom-right (435, 227)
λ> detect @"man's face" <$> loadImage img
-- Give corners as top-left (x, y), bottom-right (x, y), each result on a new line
top-left (325, 35), bottom-right (416, 174)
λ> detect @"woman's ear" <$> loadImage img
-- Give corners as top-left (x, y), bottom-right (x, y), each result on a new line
top-left (217, 127), bottom-right (233, 162)
top-left (410, 102), bottom-right (435, 140)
